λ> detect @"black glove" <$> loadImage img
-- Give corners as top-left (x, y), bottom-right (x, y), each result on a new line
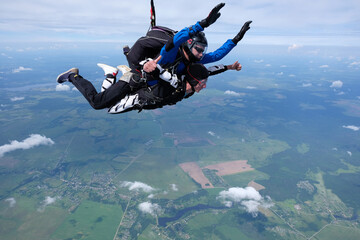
top-left (232, 21), bottom-right (252, 44)
top-left (199, 3), bottom-right (225, 29)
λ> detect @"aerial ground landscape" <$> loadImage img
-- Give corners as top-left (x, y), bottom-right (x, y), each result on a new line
top-left (0, 42), bottom-right (359, 239)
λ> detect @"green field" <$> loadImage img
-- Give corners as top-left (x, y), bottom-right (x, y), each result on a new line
top-left (312, 224), bottom-right (360, 240)
top-left (51, 200), bottom-right (123, 240)
top-left (0, 196), bottom-right (67, 240)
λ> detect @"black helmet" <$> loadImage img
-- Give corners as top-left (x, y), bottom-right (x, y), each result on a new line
top-left (182, 32), bottom-right (208, 62)
top-left (184, 63), bottom-right (209, 88)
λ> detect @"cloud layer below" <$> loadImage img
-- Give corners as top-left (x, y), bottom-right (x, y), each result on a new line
top-left (138, 201), bottom-right (162, 216)
top-left (12, 66), bottom-right (32, 73)
top-left (10, 97), bottom-right (25, 102)
top-left (5, 197), bottom-right (16, 207)
top-left (0, 134), bottom-right (55, 157)
top-left (37, 196), bottom-right (59, 212)
top-left (218, 187), bottom-right (273, 216)
top-left (56, 84), bottom-right (71, 91)
top-left (343, 125), bottom-right (360, 131)
top-left (121, 181), bottom-right (155, 193)
top-left (330, 80), bottom-right (343, 88)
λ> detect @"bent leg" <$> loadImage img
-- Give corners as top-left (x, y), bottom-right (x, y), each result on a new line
top-left (70, 74), bottom-right (131, 109)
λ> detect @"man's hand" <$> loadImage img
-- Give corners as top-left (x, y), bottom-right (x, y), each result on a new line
top-left (232, 21), bottom-right (252, 44)
top-left (227, 61), bottom-right (242, 71)
top-left (143, 55), bottom-right (162, 73)
top-left (199, 3), bottom-right (225, 29)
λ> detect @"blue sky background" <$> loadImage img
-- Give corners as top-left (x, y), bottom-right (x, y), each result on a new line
top-left (1, 0), bottom-right (360, 46)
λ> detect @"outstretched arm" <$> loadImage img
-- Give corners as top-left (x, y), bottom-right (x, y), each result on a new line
top-left (199, 3), bottom-right (225, 29)
top-left (227, 61), bottom-right (242, 71)
top-left (200, 21), bottom-right (252, 65)
top-left (158, 3), bottom-right (225, 66)
top-left (208, 61), bottom-right (242, 76)
top-left (232, 21), bottom-right (252, 44)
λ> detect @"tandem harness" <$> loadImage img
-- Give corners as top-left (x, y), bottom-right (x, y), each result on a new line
top-left (124, 25), bottom-right (177, 74)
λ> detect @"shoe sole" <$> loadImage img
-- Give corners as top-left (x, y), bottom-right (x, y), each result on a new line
top-left (97, 63), bottom-right (118, 76)
top-left (117, 65), bottom-right (131, 75)
top-left (56, 68), bottom-right (78, 83)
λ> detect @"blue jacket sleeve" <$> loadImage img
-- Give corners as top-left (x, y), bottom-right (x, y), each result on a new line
top-left (159, 22), bottom-right (204, 65)
top-left (200, 39), bottom-right (236, 65)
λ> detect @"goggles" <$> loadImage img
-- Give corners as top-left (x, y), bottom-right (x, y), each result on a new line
top-left (191, 43), bottom-right (207, 55)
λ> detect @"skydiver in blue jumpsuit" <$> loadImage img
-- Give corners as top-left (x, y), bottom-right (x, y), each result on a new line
top-left (140, 3), bottom-right (251, 86)
top-left (56, 3), bottom-right (251, 113)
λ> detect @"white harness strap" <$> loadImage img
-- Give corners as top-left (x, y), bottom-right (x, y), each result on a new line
top-left (157, 64), bottom-right (179, 88)
top-left (140, 58), bottom-right (179, 88)
top-left (108, 93), bottom-right (140, 114)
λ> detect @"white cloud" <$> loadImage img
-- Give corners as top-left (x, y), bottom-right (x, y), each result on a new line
top-left (246, 86), bottom-right (257, 90)
top-left (0, 134), bottom-right (55, 157)
top-left (56, 84), bottom-right (71, 91)
top-left (121, 181), bottom-right (155, 193)
top-left (208, 131), bottom-right (216, 137)
top-left (170, 184), bottom-right (178, 191)
top-left (242, 200), bottom-right (261, 213)
top-left (12, 66), bottom-right (32, 73)
top-left (349, 61), bottom-right (360, 67)
top-left (265, 64), bottom-right (271, 67)
top-left (219, 187), bottom-right (262, 202)
top-left (208, 131), bottom-right (220, 139)
top-left (288, 44), bottom-right (303, 51)
top-left (347, 151), bottom-right (352, 157)
top-left (38, 196), bottom-right (59, 212)
top-left (275, 93), bottom-right (286, 99)
top-left (138, 201), bottom-right (162, 216)
top-left (217, 187), bottom-right (273, 217)
top-left (330, 80), bottom-right (343, 88)
top-left (5, 198), bottom-right (16, 207)
top-left (319, 65), bottom-right (329, 68)
top-left (224, 90), bottom-right (245, 97)
top-left (44, 196), bottom-right (57, 205)
top-left (10, 97), bottom-right (25, 102)
top-left (254, 59), bottom-right (264, 63)
top-left (302, 83), bottom-right (312, 87)
top-left (343, 125), bottom-right (360, 131)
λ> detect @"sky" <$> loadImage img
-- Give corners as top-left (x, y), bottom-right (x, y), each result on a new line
top-left (1, 0), bottom-right (360, 46)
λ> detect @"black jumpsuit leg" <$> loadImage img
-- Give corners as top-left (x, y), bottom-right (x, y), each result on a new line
top-left (70, 74), bottom-right (131, 110)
